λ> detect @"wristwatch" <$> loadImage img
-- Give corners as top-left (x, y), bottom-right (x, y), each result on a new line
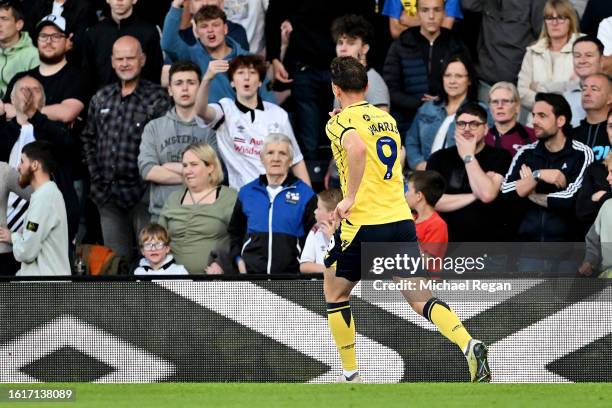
top-left (532, 170), bottom-right (541, 181)
top-left (462, 155), bottom-right (474, 164)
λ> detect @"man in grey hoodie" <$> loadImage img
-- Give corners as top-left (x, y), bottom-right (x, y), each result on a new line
top-left (138, 60), bottom-right (216, 221)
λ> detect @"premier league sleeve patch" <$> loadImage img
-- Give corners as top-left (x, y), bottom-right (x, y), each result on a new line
top-left (26, 221), bottom-right (39, 232)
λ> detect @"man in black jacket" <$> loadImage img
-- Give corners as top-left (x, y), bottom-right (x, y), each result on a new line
top-left (82, 0), bottom-right (163, 92)
top-left (383, 0), bottom-right (466, 135)
top-left (501, 93), bottom-right (593, 242)
top-left (265, 0), bottom-right (375, 160)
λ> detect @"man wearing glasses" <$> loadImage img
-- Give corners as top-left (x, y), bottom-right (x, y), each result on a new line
top-left (426, 101), bottom-right (512, 242)
top-left (0, 0), bottom-right (38, 98)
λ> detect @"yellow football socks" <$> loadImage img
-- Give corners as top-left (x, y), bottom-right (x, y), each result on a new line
top-left (327, 301), bottom-right (358, 371)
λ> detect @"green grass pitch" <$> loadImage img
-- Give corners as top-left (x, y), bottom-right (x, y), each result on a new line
top-left (1, 383), bottom-right (611, 408)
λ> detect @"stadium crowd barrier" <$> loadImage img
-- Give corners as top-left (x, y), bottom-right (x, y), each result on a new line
top-left (0, 275), bottom-right (610, 383)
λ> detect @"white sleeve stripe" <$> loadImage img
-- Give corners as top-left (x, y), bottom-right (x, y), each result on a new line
top-left (548, 141), bottom-right (593, 199)
top-left (501, 143), bottom-right (536, 193)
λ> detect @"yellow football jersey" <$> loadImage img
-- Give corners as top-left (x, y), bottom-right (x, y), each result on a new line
top-left (325, 101), bottom-right (411, 225)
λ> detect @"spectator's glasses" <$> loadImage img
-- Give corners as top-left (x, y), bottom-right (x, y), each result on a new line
top-left (142, 242), bottom-right (167, 251)
top-left (490, 99), bottom-right (515, 106)
top-left (456, 120), bottom-right (485, 130)
top-left (544, 15), bottom-right (569, 23)
top-left (38, 33), bottom-right (66, 43)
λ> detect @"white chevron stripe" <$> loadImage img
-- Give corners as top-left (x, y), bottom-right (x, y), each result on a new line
top-left (157, 281), bottom-right (404, 383)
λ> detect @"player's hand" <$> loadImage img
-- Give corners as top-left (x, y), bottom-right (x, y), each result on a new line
top-left (171, 0), bottom-right (185, 8)
top-left (334, 197), bottom-right (354, 222)
top-left (205, 262), bottom-right (224, 275)
top-left (203, 60), bottom-right (229, 81)
top-left (539, 169), bottom-right (567, 189)
top-left (272, 59), bottom-right (293, 84)
top-left (328, 107), bottom-right (342, 117)
top-left (0, 227), bottom-right (11, 243)
top-left (578, 261), bottom-right (594, 277)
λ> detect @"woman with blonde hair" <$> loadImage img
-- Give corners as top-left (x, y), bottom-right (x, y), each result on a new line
top-left (158, 143), bottom-right (237, 274)
top-left (485, 82), bottom-right (536, 157)
top-left (517, 0), bottom-right (582, 113)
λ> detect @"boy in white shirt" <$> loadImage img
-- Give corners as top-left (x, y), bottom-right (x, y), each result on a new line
top-left (299, 189), bottom-right (342, 274)
top-left (134, 224), bottom-right (188, 275)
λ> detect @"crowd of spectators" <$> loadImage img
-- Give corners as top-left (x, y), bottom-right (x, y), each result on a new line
top-left (0, 0), bottom-right (611, 277)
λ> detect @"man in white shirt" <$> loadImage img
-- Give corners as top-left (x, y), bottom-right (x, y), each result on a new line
top-left (195, 54), bottom-right (310, 189)
top-left (0, 141), bottom-right (70, 276)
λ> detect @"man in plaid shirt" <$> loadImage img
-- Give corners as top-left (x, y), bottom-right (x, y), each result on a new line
top-left (82, 36), bottom-right (170, 262)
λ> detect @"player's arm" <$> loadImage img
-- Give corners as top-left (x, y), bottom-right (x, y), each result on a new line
top-left (335, 130), bottom-right (366, 220)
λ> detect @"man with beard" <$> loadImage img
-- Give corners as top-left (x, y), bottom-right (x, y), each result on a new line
top-left (82, 36), bottom-right (170, 262)
top-left (0, 141), bottom-right (70, 276)
top-left (502, 93), bottom-right (593, 241)
top-left (3, 14), bottom-right (87, 125)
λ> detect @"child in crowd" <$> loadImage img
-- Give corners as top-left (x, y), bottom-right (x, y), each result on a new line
top-left (134, 224), bottom-right (188, 275)
top-left (300, 189), bottom-right (343, 274)
top-left (405, 171), bottom-right (448, 260)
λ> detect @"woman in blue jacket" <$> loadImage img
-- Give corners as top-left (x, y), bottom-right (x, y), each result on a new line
top-left (405, 53), bottom-right (492, 170)
top-left (228, 133), bottom-right (317, 274)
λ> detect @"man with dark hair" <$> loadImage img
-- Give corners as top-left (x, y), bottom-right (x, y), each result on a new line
top-left (383, 0), bottom-right (467, 135)
top-left (564, 36), bottom-right (605, 127)
top-left (0, 141), bottom-right (70, 276)
top-left (159, 0), bottom-right (249, 86)
top-left (265, 0), bottom-right (375, 160)
top-left (139, 60), bottom-right (216, 221)
top-left (195, 54), bottom-right (309, 189)
top-left (82, 0), bottom-right (163, 91)
top-left (82, 36), bottom-right (170, 262)
top-left (502, 92), bottom-right (593, 241)
top-left (426, 102), bottom-right (512, 241)
top-left (324, 56), bottom-right (490, 383)
top-left (0, 0), bottom-right (39, 97)
top-left (162, 4), bottom-right (272, 103)
top-left (573, 73), bottom-right (612, 161)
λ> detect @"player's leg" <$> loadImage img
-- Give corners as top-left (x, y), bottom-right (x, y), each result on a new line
top-left (397, 277), bottom-right (491, 382)
top-left (324, 267), bottom-right (359, 381)
top-left (323, 222), bottom-right (362, 382)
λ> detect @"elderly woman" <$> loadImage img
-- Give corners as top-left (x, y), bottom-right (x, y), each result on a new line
top-left (158, 143), bottom-right (237, 274)
top-left (406, 53), bottom-right (492, 170)
top-left (517, 0), bottom-right (582, 113)
top-left (485, 82), bottom-right (536, 157)
top-left (228, 133), bottom-right (317, 274)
